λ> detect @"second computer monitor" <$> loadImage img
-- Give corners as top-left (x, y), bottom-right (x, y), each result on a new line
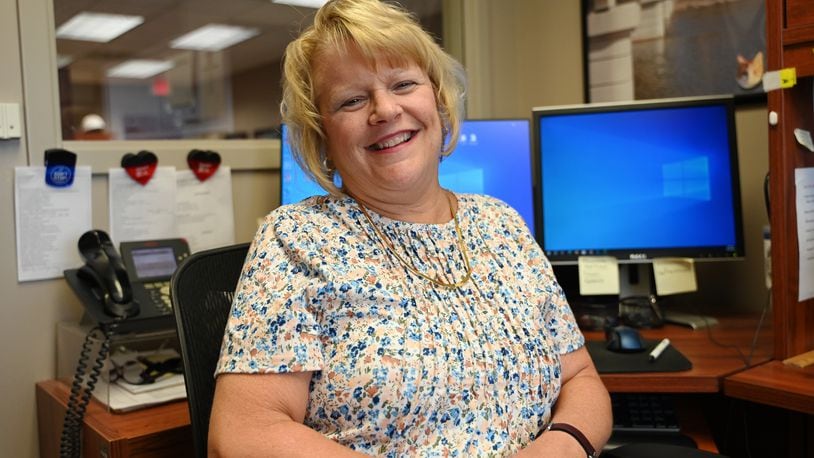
top-left (532, 96), bottom-right (744, 264)
top-left (281, 119), bottom-right (535, 232)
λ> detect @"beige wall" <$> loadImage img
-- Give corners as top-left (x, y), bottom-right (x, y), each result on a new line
top-left (458, 0), bottom-right (585, 117)
top-left (2, 1), bottom-right (279, 457)
top-left (232, 61), bottom-right (284, 137)
top-left (1, 0), bottom-right (767, 457)
top-left (0, 2), bottom-right (72, 458)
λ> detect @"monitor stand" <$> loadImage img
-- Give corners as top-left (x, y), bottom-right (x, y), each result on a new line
top-left (618, 264), bottom-right (652, 299)
top-left (619, 264), bottom-right (718, 330)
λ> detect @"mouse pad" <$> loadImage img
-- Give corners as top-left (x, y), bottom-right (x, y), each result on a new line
top-left (586, 339), bottom-right (693, 373)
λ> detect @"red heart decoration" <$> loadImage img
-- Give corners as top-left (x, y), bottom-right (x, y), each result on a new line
top-left (187, 149), bottom-right (221, 182)
top-left (121, 151), bottom-right (158, 185)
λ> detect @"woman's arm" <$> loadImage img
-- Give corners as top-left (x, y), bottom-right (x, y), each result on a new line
top-left (515, 347), bottom-right (612, 457)
top-left (208, 371), bottom-right (366, 458)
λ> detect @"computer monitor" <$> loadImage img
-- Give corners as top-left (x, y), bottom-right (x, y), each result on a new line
top-left (280, 119), bottom-right (535, 232)
top-left (532, 96), bottom-right (744, 296)
top-left (280, 124), bottom-right (326, 206)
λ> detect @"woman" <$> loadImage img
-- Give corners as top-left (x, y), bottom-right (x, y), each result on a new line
top-left (210, 0), bottom-right (611, 456)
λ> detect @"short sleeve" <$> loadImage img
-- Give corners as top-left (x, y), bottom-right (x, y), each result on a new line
top-left (215, 209), bottom-right (326, 375)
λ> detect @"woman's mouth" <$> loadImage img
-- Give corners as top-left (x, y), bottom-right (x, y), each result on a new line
top-left (368, 131), bottom-right (415, 151)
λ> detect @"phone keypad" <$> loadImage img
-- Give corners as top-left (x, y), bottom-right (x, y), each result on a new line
top-left (144, 281), bottom-right (173, 313)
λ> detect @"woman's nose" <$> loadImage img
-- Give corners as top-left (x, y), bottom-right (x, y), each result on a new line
top-left (368, 91), bottom-right (402, 124)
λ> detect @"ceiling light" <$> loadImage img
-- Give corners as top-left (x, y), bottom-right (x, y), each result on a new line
top-left (170, 24), bottom-right (260, 52)
top-left (107, 60), bottom-right (174, 79)
top-left (56, 12), bottom-right (144, 43)
top-left (272, 0), bottom-right (329, 8)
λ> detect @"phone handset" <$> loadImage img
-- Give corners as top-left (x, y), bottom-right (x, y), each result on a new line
top-left (76, 230), bottom-right (139, 319)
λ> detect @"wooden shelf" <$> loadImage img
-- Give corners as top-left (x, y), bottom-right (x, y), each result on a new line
top-left (724, 360), bottom-right (814, 415)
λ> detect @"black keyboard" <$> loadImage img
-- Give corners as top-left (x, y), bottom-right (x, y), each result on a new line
top-left (611, 393), bottom-right (681, 434)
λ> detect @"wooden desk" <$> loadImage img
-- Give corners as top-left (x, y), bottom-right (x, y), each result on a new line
top-left (584, 316), bottom-right (771, 454)
top-left (583, 316), bottom-right (773, 393)
top-left (36, 379), bottom-right (193, 458)
top-left (724, 360), bottom-right (814, 415)
top-left (722, 360), bottom-right (814, 457)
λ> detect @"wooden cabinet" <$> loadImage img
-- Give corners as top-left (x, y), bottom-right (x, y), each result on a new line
top-left (785, 0), bottom-right (814, 29)
top-left (36, 380), bottom-right (193, 458)
top-left (766, 0), bottom-right (814, 360)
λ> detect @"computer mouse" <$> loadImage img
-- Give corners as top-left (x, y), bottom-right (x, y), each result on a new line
top-left (605, 325), bottom-right (646, 353)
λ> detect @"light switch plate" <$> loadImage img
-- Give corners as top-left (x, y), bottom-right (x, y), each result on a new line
top-left (0, 103), bottom-right (21, 139)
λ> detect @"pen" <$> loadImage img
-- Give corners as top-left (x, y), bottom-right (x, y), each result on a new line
top-left (648, 338), bottom-right (671, 362)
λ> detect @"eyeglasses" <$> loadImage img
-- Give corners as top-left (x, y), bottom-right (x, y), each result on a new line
top-left (109, 355), bottom-right (183, 385)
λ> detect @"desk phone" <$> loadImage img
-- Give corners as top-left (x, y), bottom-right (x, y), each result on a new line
top-left (64, 231), bottom-right (190, 334)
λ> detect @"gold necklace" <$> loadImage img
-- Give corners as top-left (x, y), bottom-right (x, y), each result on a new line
top-left (355, 192), bottom-right (472, 289)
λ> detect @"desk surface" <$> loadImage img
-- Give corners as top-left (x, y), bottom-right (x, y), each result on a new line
top-left (583, 316), bottom-right (773, 393)
top-left (724, 360), bottom-right (814, 415)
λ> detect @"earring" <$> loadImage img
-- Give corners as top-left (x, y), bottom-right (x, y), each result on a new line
top-left (440, 125), bottom-right (451, 153)
top-left (322, 155), bottom-right (334, 172)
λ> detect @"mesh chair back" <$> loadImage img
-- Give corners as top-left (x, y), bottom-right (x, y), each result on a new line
top-left (170, 242), bottom-right (250, 458)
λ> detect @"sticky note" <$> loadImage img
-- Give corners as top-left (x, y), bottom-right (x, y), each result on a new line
top-left (578, 256), bottom-right (620, 295)
top-left (653, 258), bottom-right (697, 296)
top-left (762, 68), bottom-right (797, 92)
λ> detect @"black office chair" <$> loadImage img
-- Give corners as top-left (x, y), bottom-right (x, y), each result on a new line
top-left (604, 443), bottom-right (724, 457)
top-left (170, 242), bottom-right (250, 458)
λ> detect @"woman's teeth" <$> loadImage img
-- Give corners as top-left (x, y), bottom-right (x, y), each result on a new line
top-left (370, 132), bottom-right (413, 151)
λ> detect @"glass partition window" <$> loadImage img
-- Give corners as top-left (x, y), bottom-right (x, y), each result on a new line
top-left (53, 0), bottom-right (442, 141)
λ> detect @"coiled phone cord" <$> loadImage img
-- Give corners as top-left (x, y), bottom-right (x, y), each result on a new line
top-left (59, 320), bottom-right (120, 458)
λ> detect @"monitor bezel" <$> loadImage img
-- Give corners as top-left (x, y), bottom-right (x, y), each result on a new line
top-left (531, 95), bottom-right (746, 265)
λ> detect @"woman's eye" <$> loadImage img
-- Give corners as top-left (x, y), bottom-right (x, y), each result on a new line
top-left (341, 97), bottom-right (364, 108)
top-left (394, 81), bottom-right (417, 91)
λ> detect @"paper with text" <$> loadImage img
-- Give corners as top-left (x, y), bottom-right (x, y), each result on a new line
top-left (14, 166), bottom-right (92, 282)
top-left (176, 167), bottom-right (235, 253)
top-left (796, 167), bottom-right (814, 301)
top-left (653, 258), bottom-right (697, 296)
top-left (578, 256), bottom-right (620, 295)
top-left (109, 167), bottom-right (178, 245)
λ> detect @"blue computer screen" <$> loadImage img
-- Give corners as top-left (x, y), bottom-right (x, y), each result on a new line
top-left (534, 97), bottom-right (744, 262)
top-left (281, 120), bottom-right (535, 232)
top-left (280, 125), bottom-right (327, 205)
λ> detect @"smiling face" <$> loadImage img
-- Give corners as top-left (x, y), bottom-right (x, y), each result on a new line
top-left (313, 44), bottom-right (444, 209)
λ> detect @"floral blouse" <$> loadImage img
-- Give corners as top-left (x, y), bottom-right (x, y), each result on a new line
top-left (216, 194), bottom-right (584, 457)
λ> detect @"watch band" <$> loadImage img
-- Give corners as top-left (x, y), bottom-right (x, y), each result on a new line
top-left (545, 422), bottom-right (597, 458)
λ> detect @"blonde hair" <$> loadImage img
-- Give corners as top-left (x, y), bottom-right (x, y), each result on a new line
top-left (281, 0), bottom-right (466, 195)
